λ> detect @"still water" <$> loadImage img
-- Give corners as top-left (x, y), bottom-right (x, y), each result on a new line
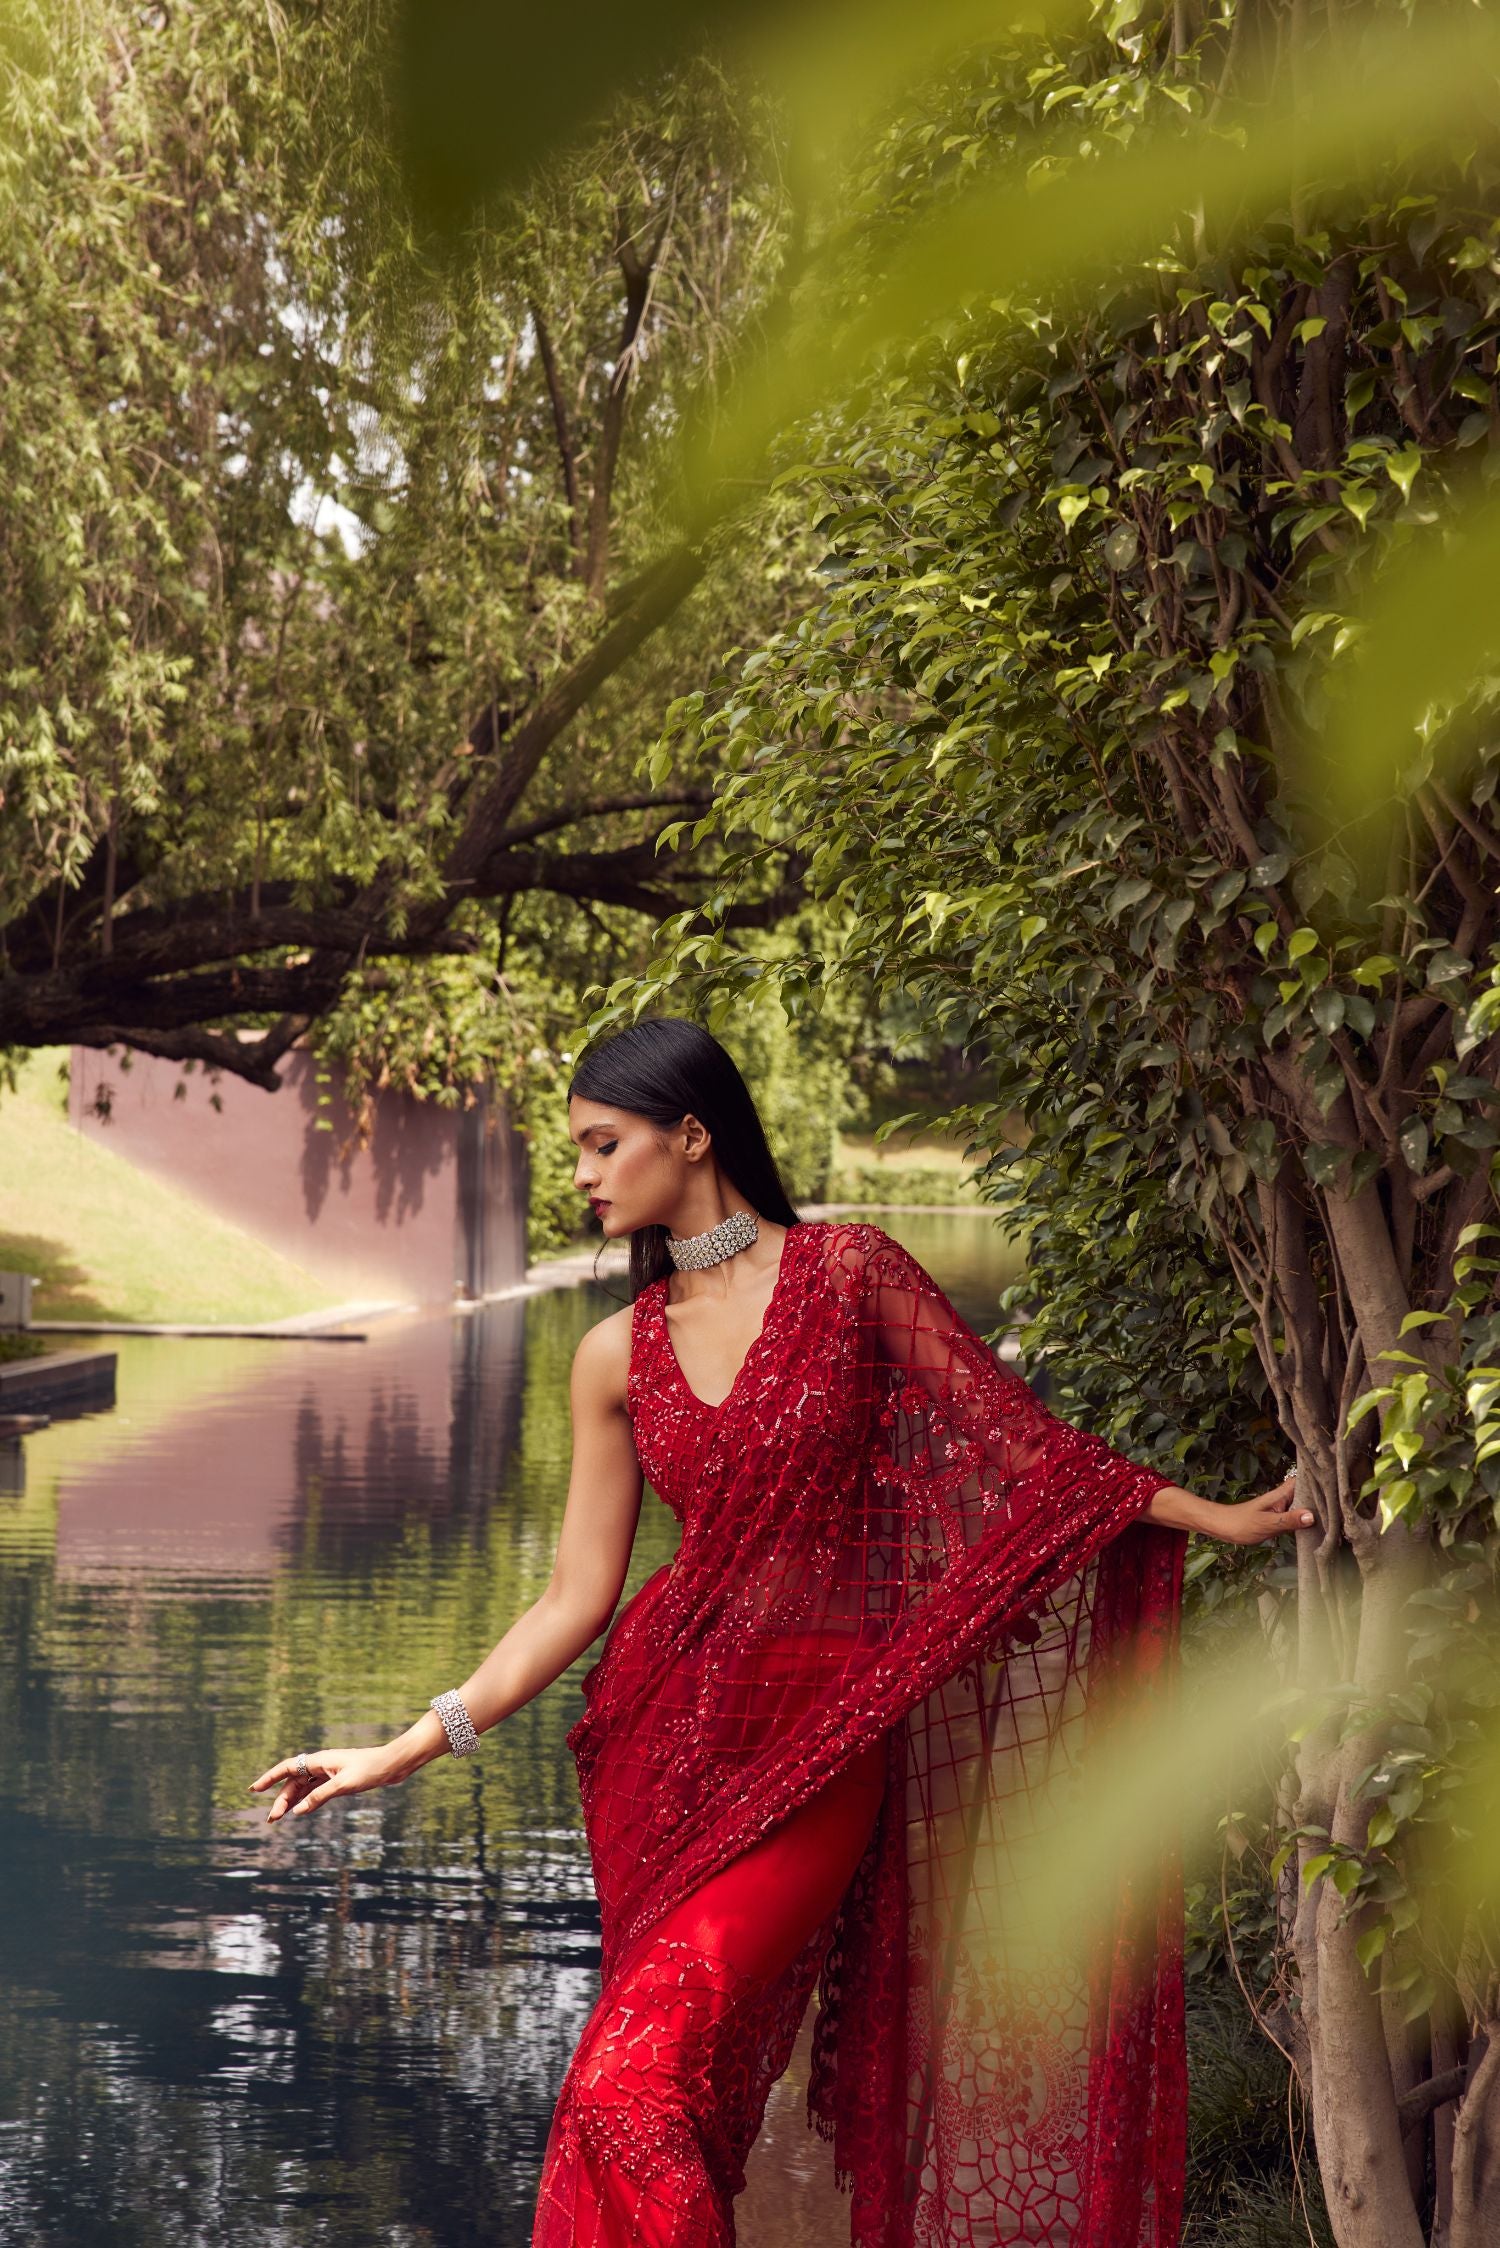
top-left (0, 1213), bottom-right (1021, 2248)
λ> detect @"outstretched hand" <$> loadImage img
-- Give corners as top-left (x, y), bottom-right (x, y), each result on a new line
top-left (1209, 1471), bottom-right (1315, 1547)
top-left (249, 1745), bottom-right (394, 1824)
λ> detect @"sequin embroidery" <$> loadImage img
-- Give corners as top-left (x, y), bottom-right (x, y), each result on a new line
top-left (537, 1219), bottom-right (1188, 2247)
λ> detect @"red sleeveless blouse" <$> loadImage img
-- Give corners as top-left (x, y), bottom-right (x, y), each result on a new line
top-left (565, 1217), bottom-right (1187, 2247)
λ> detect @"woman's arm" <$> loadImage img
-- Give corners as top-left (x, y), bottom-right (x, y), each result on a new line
top-left (843, 1223), bottom-right (1313, 1557)
top-left (1146, 1472), bottom-right (1313, 1545)
top-left (252, 1304), bottom-right (644, 1823)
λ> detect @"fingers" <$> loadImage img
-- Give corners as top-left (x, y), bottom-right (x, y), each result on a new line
top-left (1265, 1486), bottom-right (1315, 1534)
top-left (250, 1753), bottom-right (337, 1822)
top-left (1263, 1469), bottom-right (1313, 1531)
top-left (250, 1758), bottom-right (305, 1794)
top-left (263, 1775), bottom-right (336, 1823)
top-left (1212, 1478), bottom-right (1316, 1546)
top-left (292, 1778), bottom-right (340, 1817)
top-left (1285, 1485), bottom-right (1315, 1527)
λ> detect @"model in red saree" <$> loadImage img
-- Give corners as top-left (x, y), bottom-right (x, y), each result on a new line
top-left (532, 1218), bottom-right (1187, 2248)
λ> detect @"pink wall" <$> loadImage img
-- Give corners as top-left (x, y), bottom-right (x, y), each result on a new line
top-left (48, 1305), bottom-right (527, 1581)
top-left (69, 1046), bottom-right (529, 1307)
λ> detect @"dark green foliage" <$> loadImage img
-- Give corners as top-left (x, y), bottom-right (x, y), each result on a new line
top-left (1183, 1985), bottom-right (1334, 2248)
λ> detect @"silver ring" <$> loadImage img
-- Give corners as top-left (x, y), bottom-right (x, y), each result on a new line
top-left (293, 1752), bottom-right (310, 1780)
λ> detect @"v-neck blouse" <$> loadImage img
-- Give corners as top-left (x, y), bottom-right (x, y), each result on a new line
top-left (651, 1221), bottom-right (804, 1416)
top-left (625, 1221), bottom-right (841, 1524)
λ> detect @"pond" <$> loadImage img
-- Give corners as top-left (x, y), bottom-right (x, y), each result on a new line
top-left (0, 1209), bottom-right (1023, 2248)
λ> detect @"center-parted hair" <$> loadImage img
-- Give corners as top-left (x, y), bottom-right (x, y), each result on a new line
top-left (568, 1015), bottom-right (800, 1296)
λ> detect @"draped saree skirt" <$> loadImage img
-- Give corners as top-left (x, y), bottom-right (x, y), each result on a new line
top-left (531, 1618), bottom-right (889, 2248)
top-left (531, 1737), bottom-right (887, 2246)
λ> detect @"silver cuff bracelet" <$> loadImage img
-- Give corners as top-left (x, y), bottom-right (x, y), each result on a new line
top-left (430, 1688), bottom-right (480, 1757)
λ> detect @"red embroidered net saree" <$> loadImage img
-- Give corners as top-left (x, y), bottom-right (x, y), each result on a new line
top-left (533, 1219), bottom-right (1187, 2248)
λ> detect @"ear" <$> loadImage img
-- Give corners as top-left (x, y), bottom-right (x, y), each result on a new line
top-left (679, 1111), bottom-right (712, 1162)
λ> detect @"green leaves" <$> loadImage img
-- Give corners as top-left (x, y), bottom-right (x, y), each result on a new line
top-left (1398, 1115), bottom-right (1430, 1175)
top-left (1106, 874), bottom-right (1153, 917)
top-left (1102, 522), bottom-right (1138, 570)
top-left (392, 0), bottom-right (1053, 227)
top-left (385, 0), bottom-right (1500, 885)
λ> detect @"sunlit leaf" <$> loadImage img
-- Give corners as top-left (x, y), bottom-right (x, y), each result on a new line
top-left (1312, 469), bottom-right (1500, 826)
top-left (687, 11), bottom-right (1500, 511)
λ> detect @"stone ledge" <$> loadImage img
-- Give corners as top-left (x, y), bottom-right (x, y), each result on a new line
top-left (28, 1299), bottom-right (413, 1340)
top-left (0, 1348), bottom-right (117, 1418)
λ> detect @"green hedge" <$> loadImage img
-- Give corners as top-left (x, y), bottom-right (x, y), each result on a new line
top-left (0, 1334), bottom-right (48, 1365)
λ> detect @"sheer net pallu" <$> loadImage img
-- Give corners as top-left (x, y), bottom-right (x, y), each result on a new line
top-left (532, 1219), bottom-right (1187, 2248)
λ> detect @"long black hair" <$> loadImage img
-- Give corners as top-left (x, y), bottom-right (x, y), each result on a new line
top-left (567, 1016), bottom-right (801, 1298)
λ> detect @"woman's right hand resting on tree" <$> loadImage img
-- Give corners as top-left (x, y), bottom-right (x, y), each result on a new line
top-left (1145, 1469), bottom-right (1314, 1544)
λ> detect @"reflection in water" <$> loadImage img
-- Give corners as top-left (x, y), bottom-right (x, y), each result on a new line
top-left (0, 1211), bottom-right (1021, 2246)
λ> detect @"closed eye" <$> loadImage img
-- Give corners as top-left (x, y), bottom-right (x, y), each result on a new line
top-left (597, 1141), bottom-right (617, 1156)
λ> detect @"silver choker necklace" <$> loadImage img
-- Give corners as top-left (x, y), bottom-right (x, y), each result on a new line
top-left (666, 1207), bottom-right (759, 1271)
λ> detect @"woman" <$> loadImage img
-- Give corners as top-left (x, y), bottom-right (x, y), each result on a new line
top-left (252, 1016), bottom-right (1311, 2248)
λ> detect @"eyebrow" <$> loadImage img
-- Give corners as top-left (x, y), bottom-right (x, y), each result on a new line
top-left (570, 1121), bottom-right (621, 1146)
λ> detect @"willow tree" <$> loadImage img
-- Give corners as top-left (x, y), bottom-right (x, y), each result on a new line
top-left (0, 0), bottom-right (805, 1090)
top-left (617, 6), bottom-right (1500, 2242)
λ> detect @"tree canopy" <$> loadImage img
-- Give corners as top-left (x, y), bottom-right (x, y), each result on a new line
top-left (0, 0), bottom-right (808, 1089)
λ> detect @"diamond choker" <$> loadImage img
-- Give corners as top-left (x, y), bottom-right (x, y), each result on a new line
top-left (666, 1207), bottom-right (759, 1271)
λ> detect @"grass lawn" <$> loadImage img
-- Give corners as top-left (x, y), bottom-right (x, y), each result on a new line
top-left (836, 1126), bottom-right (977, 1173)
top-left (829, 1125), bottom-right (989, 1207)
top-left (0, 1050), bottom-right (341, 1326)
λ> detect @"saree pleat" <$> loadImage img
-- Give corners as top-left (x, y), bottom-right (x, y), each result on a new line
top-left (532, 1219), bottom-right (1187, 2248)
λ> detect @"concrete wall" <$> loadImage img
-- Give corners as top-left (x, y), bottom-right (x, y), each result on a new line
top-left (68, 1046), bottom-right (529, 1306)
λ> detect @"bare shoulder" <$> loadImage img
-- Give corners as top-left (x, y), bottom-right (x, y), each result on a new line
top-left (571, 1300), bottom-right (635, 1412)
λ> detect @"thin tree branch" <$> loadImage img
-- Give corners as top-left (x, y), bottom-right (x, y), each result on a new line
top-left (531, 301), bottom-right (583, 563)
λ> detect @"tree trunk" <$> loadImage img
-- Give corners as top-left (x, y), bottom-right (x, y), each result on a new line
top-left (1293, 1527), bottom-right (1433, 2245)
top-left (1450, 2028), bottom-right (1500, 2248)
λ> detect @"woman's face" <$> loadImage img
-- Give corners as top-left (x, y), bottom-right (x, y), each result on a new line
top-left (568, 1095), bottom-right (696, 1233)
